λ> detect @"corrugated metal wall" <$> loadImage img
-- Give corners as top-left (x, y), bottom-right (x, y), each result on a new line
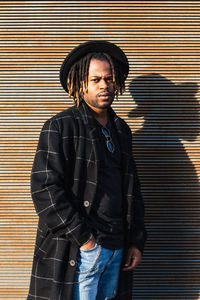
top-left (0, 1), bottom-right (199, 299)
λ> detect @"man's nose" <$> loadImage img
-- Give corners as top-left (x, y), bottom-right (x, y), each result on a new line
top-left (100, 79), bottom-right (108, 89)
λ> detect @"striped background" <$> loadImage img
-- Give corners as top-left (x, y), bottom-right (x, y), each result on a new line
top-left (0, 1), bottom-right (199, 299)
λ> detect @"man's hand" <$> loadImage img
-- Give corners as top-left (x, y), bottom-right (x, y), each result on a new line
top-left (80, 235), bottom-right (96, 250)
top-left (123, 246), bottom-right (142, 271)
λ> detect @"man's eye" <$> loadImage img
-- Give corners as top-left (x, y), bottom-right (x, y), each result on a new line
top-left (92, 79), bottom-right (98, 82)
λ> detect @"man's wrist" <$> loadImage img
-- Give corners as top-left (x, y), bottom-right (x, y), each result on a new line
top-left (82, 233), bottom-right (93, 246)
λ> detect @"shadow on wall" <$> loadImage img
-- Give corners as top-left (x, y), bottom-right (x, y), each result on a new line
top-left (128, 74), bottom-right (200, 299)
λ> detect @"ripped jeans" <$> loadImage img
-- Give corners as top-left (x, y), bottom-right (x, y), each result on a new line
top-left (73, 244), bottom-right (123, 300)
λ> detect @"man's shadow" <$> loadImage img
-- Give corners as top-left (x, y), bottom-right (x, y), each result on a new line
top-left (128, 73), bottom-right (200, 299)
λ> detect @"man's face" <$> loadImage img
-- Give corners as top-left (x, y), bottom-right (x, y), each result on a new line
top-left (82, 58), bottom-right (115, 112)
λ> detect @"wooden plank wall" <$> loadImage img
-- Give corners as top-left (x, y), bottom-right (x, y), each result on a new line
top-left (0, 1), bottom-right (199, 299)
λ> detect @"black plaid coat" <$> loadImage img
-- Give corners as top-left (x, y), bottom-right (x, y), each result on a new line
top-left (27, 100), bottom-right (146, 300)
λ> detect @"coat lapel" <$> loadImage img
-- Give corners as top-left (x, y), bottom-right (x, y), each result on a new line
top-left (76, 101), bottom-right (101, 213)
top-left (109, 108), bottom-right (130, 173)
top-left (77, 100), bottom-right (101, 166)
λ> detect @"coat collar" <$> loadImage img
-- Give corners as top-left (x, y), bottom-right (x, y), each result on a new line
top-left (76, 99), bottom-right (96, 128)
top-left (77, 99), bottom-right (121, 130)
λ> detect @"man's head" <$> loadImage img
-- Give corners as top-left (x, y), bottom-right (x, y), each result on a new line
top-left (67, 52), bottom-right (124, 109)
top-left (60, 41), bottom-right (129, 107)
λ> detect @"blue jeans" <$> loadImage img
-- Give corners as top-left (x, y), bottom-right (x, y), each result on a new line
top-left (73, 244), bottom-right (123, 300)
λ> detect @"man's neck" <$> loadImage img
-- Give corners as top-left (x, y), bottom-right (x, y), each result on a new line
top-left (85, 102), bottom-right (109, 127)
top-left (92, 109), bottom-right (108, 127)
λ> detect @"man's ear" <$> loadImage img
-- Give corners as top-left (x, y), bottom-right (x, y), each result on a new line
top-left (79, 81), bottom-right (88, 97)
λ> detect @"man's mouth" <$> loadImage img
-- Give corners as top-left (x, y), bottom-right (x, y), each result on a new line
top-left (98, 93), bottom-right (111, 99)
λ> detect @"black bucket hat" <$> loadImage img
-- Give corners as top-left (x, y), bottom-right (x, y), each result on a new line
top-left (60, 40), bottom-right (129, 93)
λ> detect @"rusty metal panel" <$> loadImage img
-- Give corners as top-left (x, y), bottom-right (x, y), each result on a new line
top-left (0, 1), bottom-right (199, 299)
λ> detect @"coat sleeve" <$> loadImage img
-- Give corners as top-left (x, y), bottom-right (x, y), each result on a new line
top-left (129, 158), bottom-right (147, 254)
top-left (31, 117), bottom-right (92, 247)
top-left (126, 124), bottom-right (147, 254)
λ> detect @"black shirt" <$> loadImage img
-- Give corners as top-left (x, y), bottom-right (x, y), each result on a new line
top-left (88, 118), bottom-right (125, 249)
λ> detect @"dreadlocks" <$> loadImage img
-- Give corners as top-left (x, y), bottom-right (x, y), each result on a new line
top-left (67, 52), bottom-right (126, 107)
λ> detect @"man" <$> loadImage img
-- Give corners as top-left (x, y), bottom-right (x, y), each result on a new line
top-left (28, 40), bottom-right (146, 300)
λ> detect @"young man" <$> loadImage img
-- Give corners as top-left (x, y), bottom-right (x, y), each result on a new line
top-left (28, 40), bottom-right (146, 300)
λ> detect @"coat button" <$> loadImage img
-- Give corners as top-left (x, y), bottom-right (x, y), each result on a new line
top-left (69, 260), bottom-right (76, 267)
top-left (84, 200), bottom-right (90, 207)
